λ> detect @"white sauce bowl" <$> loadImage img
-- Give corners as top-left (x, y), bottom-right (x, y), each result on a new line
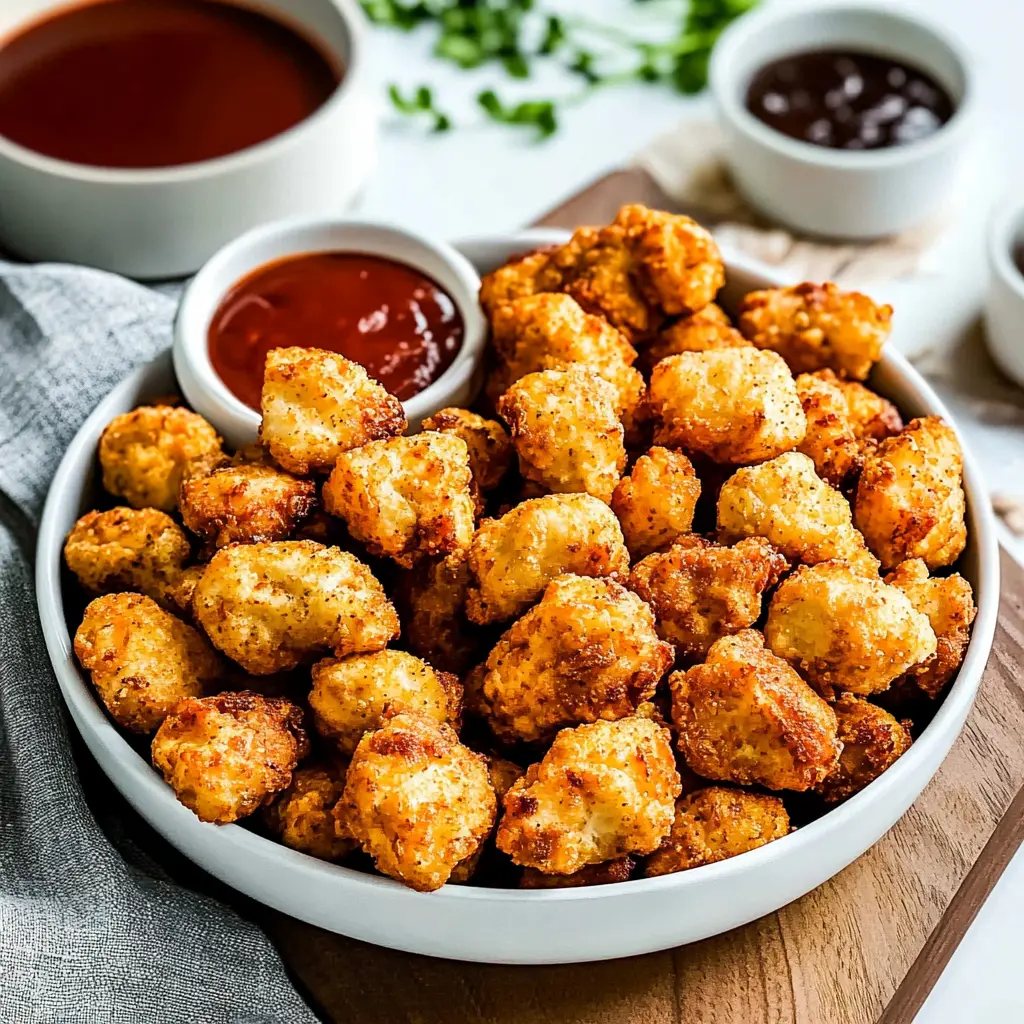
top-left (984, 195), bottom-right (1024, 389)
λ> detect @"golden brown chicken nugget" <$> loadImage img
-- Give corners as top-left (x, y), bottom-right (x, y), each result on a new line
top-left (161, 564), bottom-right (207, 621)
top-left (630, 536), bottom-right (788, 659)
top-left (478, 247), bottom-right (557, 317)
top-left (854, 416), bottom-right (967, 570)
top-left (519, 857), bottom-right (635, 889)
top-left (794, 370), bottom-right (867, 489)
top-left (338, 709), bottom-right (496, 892)
top-left (259, 347), bottom-right (406, 474)
top-left (670, 630), bottom-right (841, 791)
top-left (466, 493), bottom-right (630, 624)
top-left (99, 405), bottom-right (222, 512)
top-left (74, 593), bottom-right (225, 734)
top-left (644, 787), bottom-right (790, 876)
top-left (421, 407), bottom-right (513, 493)
top-left (641, 310), bottom-right (749, 374)
top-left (832, 375), bottom-right (903, 440)
top-left (192, 540), bottom-right (399, 674)
top-left (151, 691), bottom-right (309, 824)
top-left (738, 282), bottom-right (892, 381)
top-left (263, 762), bottom-right (356, 861)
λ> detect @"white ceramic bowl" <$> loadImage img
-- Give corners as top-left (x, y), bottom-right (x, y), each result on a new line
top-left (173, 217), bottom-right (487, 448)
top-left (36, 233), bottom-right (999, 964)
top-left (710, 2), bottom-right (977, 239)
top-left (0, 0), bottom-right (376, 279)
top-left (984, 196), bottom-right (1024, 389)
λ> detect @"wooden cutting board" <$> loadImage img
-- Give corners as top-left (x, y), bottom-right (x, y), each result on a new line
top-left (262, 169), bottom-right (1024, 1024)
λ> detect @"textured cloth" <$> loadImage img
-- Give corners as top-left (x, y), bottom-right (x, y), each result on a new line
top-left (0, 262), bottom-right (318, 1024)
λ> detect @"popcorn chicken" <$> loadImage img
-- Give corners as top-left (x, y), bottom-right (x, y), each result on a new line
top-left (496, 715), bottom-right (680, 874)
top-left (192, 540), bottom-right (399, 674)
top-left (854, 416), bottom-right (967, 570)
top-left (259, 347), bottom-right (406, 474)
top-left (74, 593), bottom-right (225, 734)
top-left (717, 451), bottom-right (879, 576)
top-left (641, 306), bottom-right (749, 372)
top-left (738, 282), bottom-right (893, 380)
top-left (644, 787), bottom-right (790, 876)
top-left (497, 366), bottom-right (626, 503)
top-left (337, 709), bottom-right (496, 891)
top-left (610, 446), bottom-right (701, 559)
top-left (764, 561), bottom-right (937, 697)
top-left (478, 247), bottom-right (558, 317)
top-left (99, 405), bottom-right (222, 512)
top-left (323, 432), bottom-right (476, 568)
top-left (520, 857), bottom-right (635, 889)
top-left (151, 691), bottom-right (309, 824)
top-left (466, 493), bottom-right (630, 625)
top-left (794, 370), bottom-right (866, 489)
top-left (670, 630), bottom-right (841, 791)
top-left (162, 564), bottom-right (206, 620)
top-left (263, 762), bottom-right (356, 861)
top-left (824, 372), bottom-right (903, 440)
top-left (475, 574), bottom-right (673, 743)
top-left (420, 407), bottom-right (513, 492)
top-left (630, 536), bottom-right (787, 658)
top-left (648, 349), bottom-right (806, 464)
top-left (310, 650), bottom-right (462, 755)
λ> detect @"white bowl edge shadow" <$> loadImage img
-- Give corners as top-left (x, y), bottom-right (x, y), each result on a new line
top-left (35, 232), bottom-right (1001, 964)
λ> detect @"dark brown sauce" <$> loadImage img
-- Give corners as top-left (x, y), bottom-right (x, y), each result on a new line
top-left (746, 49), bottom-right (954, 151)
top-left (0, 0), bottom-right (340, 168)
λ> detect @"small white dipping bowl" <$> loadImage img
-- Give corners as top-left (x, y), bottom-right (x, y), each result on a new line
top-left (0, 0), bottom-right (376, 279)
top-left (709, 2), bottom-right (977, 239)
top-left (173, 217), bottom-right (487, 447)
top-left (984, 196), bottom-right (1024, 389)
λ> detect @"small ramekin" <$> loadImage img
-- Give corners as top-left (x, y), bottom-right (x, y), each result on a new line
top-left (0, 0), bottom-right (376, 279)
top-left (173, 218), bottom-right (487, 448)
top-left (709, 2), bottom-right (977, 239)
top-left (984, 196), bottom-right (1024, 389)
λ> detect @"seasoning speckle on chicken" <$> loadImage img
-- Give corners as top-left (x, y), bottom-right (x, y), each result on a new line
top-left (421, 407), bottom-right (513, 493)
top-left (263, 762), bottom-right (356, 861)
top-left (641, 305), bottom-right (749, 373)
top-left (794, 370), bottom-right (868, 489)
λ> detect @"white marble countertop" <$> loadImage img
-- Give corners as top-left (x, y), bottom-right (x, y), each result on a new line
top-left (353, 0), bottom-right (1024, 1017)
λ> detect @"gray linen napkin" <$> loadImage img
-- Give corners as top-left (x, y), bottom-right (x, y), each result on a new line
top-left (0, 262), bottom-right (318, 1024)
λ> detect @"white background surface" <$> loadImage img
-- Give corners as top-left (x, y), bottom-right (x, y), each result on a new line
top-left (353, 1), bottom-right (1024, 1019)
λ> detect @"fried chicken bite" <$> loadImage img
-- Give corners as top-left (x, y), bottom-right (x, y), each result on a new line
top-left (323, 432), bottom-right (476, 568)
top-left (648, 348), bottom-right (806, 464)
top-left (475, 574), bottom-right (673, 744)
top-left (99, 405), bottom-right (222, 512)
top-left (151, 691), bottom-right (309, 824)
top-left (478, 247), bottom-right (557, 317)
top-left (670, 630), bottom-right (841, 791)
top-left (259, 347), bottom-right (406, 474)
top-left (610, 446), bottom-right (701, 559)
top-left (738, 282), bottom-right (893, 381)
top-left (641, 306), bottom-right (749, 373)
top-left (74, 593), bottom-right (225, 734)
top-left (263, 762), bottom-right (356, 861)
top-left (466, 493), bottom-right (630, 625)
top-left (497, 366), bottom-right (626, 504)
top-left (630, 536), bottom-right (788, 659)
top-left (420, 407), bottom-right (513, 493)
top-left (794, 370), bottom-right (867, 489)
top-left (162, 564), bottom-right (206, 621)
top-left (337, 709), bottom-right (497, 892)
top-left (644, 787), bottom-right (790, 876)
top-left (764, 561), bottom-right (936, 697)
top-left (854, 416), bottom-right (967, 570)
top-left (717, 451), bottom-right (879, 576)
top-left (192, 540), bottom-right (399, 674)
top-left (826, 373), bottom-right (903, 441)
top-left (310, 650), bottom-right (462, 755)
top-left (519, 857), bottom-right (635, 889)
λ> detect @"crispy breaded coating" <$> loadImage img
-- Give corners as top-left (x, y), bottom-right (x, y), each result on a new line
top-left (74, 593), bottom-right (224, 733)
top-left (611, 447), bottom-right (701, 559)
top-left (310, 650), bottom-right (463, 755)
top-left (717, 451), bottom-right (879, 576)
top-left (259, 347), bottom-right (406, 474)
top-left (497, 366), bottom-right (626, 504)
top-left (630, 536), bottom-right (787, 659)
top-left (496, 715), bottom-right (680, 874)
top-left (670, 630), bottom-right (841, 791)
top-left (520, 857), bottom-right (635, 889)
top-left (738, 282), bottom-right (893, 380)
top-left (466, 493), bottom-right (630, 625)
top-left (649, 349), bottom-right (806, 464)
top-left (794, 371), bottom-right (866, 489)
top-left (475, 574), bottom-right (673, 743)
top-left (99, 405), bottom-right (222, 512)
top-left (162, 564), bottom-right (206, 620)
top-left (151, 691), bottom-right (308, 824)
top-left (263, 763), bottom-right (356, 861)
top-left (854, 416), bottom-right (967, 570)
top-left (421, 407), bottom-right (513, 492)
top-left (192, 540), bottom-right (399, 674)
top-left (478, 247), bottom-right (556, 317)
top-left (764, 561), bottom-right (936, 697)
top-left (644, 787), bottom-right (790, 876)
top-left (641, 310), bottom-right (749, 373)
top-left (886, 559), bottom-right (976, 697)
top-left (323, 432), bottom-right (476, 568)
top-left (833, 376), bottom-right (903, 440)
top-left (337, 709), bottom-right (496, 891)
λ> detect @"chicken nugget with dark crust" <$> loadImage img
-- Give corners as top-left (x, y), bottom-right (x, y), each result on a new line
top-left (833, 375), bottom-right (903, 440)
top-left (794, 370), bottom-right (867, 489)
top-left (421, 407), bottom-right (513, 493)
top-left (263, 762), bottom-right (356, 861)
top-left (519, 857), bottom-right (635, 889)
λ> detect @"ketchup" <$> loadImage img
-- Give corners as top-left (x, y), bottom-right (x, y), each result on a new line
top-left (209, 253), bottom-right (465, 410)
top-left (0, 0), bottom-right (340, 168)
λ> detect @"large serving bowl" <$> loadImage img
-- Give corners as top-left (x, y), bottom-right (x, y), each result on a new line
top-left (36, 233), bottom-right (1000, 964)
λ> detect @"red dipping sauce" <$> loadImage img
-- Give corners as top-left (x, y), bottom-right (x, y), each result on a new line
top-left (0, 0), bottom-right (340, 168)
top-left (209, 253), bottom-right (465, 411)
